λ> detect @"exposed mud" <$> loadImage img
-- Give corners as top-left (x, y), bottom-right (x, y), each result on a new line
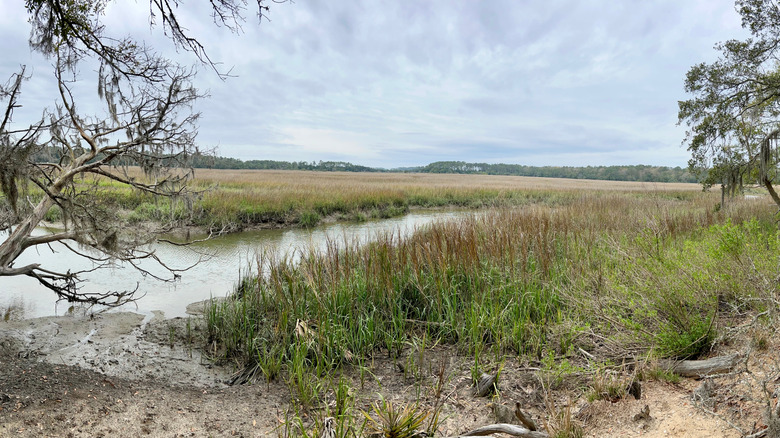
top-left (0, 312), bottom-right (774, 437)
top-left (0, 312), bottom-right (226, 388)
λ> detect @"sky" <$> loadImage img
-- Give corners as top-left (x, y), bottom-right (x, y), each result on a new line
top-left (0, 0), bottom-right (750, 169)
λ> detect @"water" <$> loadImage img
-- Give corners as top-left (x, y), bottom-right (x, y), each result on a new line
top-left (0, 211), bottom-right (466, 319)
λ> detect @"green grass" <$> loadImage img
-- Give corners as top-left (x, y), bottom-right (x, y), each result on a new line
top-left (205, 192), bottom-right (776, 381)
top-left (196, 190), bottom-right (780, 435)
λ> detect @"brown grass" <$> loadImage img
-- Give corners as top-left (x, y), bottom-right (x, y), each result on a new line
top-left (109, 167), bottom-right (707, 229)
top-left (190, 169), bottom-right (702, 192)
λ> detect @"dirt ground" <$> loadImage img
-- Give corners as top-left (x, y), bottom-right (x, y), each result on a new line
top-left (0, 311), bottom-right (774, 437)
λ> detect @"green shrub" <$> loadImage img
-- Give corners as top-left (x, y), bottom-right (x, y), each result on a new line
top-left (656, 314), bottom-right (714, 359)
top-left (43, 206), bottom-right (62, 222)
top-left (298, 210), bottom-right (321, 227)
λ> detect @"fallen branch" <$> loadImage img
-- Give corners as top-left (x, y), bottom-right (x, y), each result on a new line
top-left (745, 428), bottom-right (768, 438)
top-left (445, 423), bottom-right (549, 438)
top-left (660, 354), bottom-right (741, 378)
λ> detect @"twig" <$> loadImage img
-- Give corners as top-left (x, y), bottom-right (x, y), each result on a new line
top-left (578, 347), bottom-right (596, 362)
top-left (693, 403), bottom-right (745, 436)
top-left (744, 429), bottom-right (768, 438)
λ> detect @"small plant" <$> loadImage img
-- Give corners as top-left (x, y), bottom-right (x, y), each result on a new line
top-left (333, 376), bottom-right (354, 418)
top-left (469, 344), bottom-right (487, 387)
top-left (540, 352), bottom-right (582, 389)
top-left (286, 342), bottom-right (324, 407)
top-left (352, 211), bottom-right (368, 222)
top-left (656, 314), bottom-right (715, 359)
top-left (299, 210), bottom-right (321, 228)
top-left (404, 333), bottom-right (433, 382)
top-left (543, 397), bottom-right (583, 438)
top-left (751, 328), bottom-right (770, 352)
top-left (43, 205), bottom-right (62, 222)
top-left (639, 364), bottom-right (680, 384)
top-left (257, 343), bottom-right (284, 382)
top-left (362, 397), bottom-right (428, 438)
top-left (587, 369), bottom-right (632, 402)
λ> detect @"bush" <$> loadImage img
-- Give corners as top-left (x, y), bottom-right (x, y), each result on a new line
top-left (656, 314), bottom-right (715, 359)
top-left (298, 210), bottom-right (320, 227)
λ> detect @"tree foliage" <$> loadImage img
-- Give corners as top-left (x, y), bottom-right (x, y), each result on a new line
top-left (679, 0), bottom-right (780, 206)
top-left (417, 161), bottom-right (696, 183)
top-left (0, 0), bottom-right (276, 305)
top-left (180, 156), bottom-right (696, 183)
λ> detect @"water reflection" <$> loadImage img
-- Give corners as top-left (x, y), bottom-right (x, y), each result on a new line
top-left (0, 211), bottom-right (466, 319)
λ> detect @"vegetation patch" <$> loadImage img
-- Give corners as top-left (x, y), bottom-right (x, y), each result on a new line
top-left (203, 190), bottom-right (778, 434)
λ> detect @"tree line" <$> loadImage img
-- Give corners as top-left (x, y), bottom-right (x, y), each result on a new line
top-left (188, 154), bottom-right (698, 183)
top-left (189, 154), bottom-right (379, 172)
top-left (417, 161), bottom-right (697, 183)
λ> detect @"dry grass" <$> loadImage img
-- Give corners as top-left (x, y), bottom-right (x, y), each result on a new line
top-left (190, 169), bottom-right (702, 192)
top-left (101, 167), bottom-right (706, 229)
top-left (188, 169), bottom-right (703, 228)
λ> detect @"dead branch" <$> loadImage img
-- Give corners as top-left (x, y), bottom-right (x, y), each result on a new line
top-left (660, 354), bottom-right (742, 378)
top-left (444, 423), bottom-right (549, 438)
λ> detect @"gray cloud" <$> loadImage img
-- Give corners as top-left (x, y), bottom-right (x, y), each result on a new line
top-left (0, 0), bottom-right (746, 168)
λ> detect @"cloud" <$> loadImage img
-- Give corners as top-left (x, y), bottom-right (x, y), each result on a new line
top-left (0, 0), bottom-right (749, 168)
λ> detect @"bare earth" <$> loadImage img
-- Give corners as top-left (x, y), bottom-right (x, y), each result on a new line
top-left (0, 312), bottom-right (773, 437)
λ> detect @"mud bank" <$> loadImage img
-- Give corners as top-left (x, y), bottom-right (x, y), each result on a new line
top-left (0, 311), bottom-right (765, 437)
top-left (0, 312), bottom-right (227, 388)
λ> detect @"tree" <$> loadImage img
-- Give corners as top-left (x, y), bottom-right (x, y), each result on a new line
top-left (678, 0), bottom-right (780, 207)
top-left (0, 0), bottom-right (276, 305)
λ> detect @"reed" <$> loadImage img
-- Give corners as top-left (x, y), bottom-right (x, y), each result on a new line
top-left (84, 168), bottom-right (704, 229)
top-left (205, 190), bottom-right (778, 385)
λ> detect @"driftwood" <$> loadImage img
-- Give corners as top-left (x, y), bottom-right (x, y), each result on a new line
top-left (319, 417), bottom-right (335, 438)
top-left (445, 423), bottom-right (549, 438)
top-left (745, 428), bottom-right (768, 438)
top-left (660, 354), bottom-right (741, 378)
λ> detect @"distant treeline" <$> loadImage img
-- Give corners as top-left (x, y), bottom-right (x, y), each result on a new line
top-left (191, 155), bottom-right (697, 183)
top-left (31, 148), bottom-right (696, 183)
top-left (417, 161), bottom-right (698, 183)
top-left (190, 155), bottom-right (379, 173)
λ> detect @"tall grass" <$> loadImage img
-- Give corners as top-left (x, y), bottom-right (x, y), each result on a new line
top-left (82, 168), bottom-right (704, 229)
top-left (205, 191), bottom-right (778, 382)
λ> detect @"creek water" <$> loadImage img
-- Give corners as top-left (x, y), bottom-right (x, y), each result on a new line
top-left (0, 211), bottom-right (466, 320)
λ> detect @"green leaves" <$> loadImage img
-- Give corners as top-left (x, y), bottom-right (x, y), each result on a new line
top-left (677, 2), bottom-right (780, 199)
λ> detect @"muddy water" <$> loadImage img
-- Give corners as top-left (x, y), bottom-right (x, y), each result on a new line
top-left (0, 211), bottom-right (466, 319)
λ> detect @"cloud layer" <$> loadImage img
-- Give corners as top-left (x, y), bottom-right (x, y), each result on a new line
top-left (0, 0), bottom-right (747, 168)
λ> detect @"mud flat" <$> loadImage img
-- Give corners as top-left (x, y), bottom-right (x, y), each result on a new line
top-left (0, 310), bottom-right (762, 437)
top-left (0, 311), bottom-right (228, 387)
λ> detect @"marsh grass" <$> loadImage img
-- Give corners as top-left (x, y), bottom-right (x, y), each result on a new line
top-left (65, 168), bottom-right (703, 230)
top-left (207, 192), bottom-right (775, 365)
top-left (204, 188), bottom-right (778, 434)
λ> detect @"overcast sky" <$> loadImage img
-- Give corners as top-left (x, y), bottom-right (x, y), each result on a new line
top-left (0, 1), bottom-right (748, 168)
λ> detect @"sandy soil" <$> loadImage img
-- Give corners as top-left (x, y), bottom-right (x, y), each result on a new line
top-left (0, 311), bottom-right (774, 437)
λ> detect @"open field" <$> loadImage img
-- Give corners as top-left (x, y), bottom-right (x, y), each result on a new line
top-left (95, 168), bottom-right (705, 230)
